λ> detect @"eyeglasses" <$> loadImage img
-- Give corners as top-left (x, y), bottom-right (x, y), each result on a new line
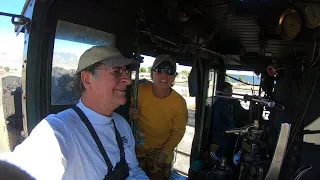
top-left (153, 68), bottom-right (176, 75)
top-left (95, 67), bottom-right (131, 77)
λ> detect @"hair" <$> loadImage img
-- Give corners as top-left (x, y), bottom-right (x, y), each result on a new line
top-left (220, 82), bottom-right (233, 91)
top-left (75, 62), bottom-right (103, 93)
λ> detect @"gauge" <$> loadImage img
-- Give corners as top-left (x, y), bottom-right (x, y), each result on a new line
top-left (278, 8), bottom-right (302, 40)
top-left (305, 5), bottom-right (320, 28)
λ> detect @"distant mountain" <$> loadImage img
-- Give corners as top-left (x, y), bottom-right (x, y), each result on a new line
top-left (53, 52), bottom-right (78, 61)
top-left (0, 51), bottom-right (81, 72)
top-left (0, 52), bottom-right (23, 69)
top-left (0, 51), bottom-right (80, 71)
top-left (52, 52), bottom-right (79, 70)
top-left (52, 67), bottom-right (76, 77)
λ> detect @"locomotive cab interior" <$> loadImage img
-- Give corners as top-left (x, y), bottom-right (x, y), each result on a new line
top-left (1, 0), bottom-right (320, 179)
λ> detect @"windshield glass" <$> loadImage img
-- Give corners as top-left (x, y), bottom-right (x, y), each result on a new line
top-left (51, 20), bottom-right (117, 105)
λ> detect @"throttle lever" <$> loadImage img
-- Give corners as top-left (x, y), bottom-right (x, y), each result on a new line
top-left (225, 125), bottom-right (255, 135)
top-left (226, 120), bottom-right (259, 135)
top-left (289, 164), bottom-right (312, 180)
top-left (210, 152), bottom-right (221, 162)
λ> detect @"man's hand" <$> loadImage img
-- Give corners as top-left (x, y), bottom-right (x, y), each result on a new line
top-left (129, 107), bottom-right (140, 120)
top-left (153, 151), bottom-right (167, 167)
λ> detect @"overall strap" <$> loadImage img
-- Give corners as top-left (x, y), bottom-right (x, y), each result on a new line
top-left (71, 106), bottom-right (113, 171)
top-left (111, 119), bottom-right (126, 162)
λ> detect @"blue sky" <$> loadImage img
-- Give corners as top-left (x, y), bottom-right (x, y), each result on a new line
top-left (0, 1), bottom-right (25, 70)
top-left (0, 0), bottom-right (25, 31)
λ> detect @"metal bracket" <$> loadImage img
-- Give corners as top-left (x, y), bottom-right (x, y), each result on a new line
top-left (0, 12), bottom-right (30, 32)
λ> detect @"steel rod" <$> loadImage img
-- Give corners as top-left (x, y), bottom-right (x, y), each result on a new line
top-left (214, 94), bottom-right (278, 108)
top-left (140, 30), bottom-right (244, 65)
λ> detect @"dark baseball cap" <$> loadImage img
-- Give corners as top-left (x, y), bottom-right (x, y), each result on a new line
top-left (152, 54), bottom-right (176, 73)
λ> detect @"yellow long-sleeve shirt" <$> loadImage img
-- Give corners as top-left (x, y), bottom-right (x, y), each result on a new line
top-left (134, 83), bottom-right (188, 157)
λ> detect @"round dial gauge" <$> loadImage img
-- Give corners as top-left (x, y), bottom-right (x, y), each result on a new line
top-left (279, 8), bottom-right (302, 40)
top-left (305, 5), bottom-right (320, 28)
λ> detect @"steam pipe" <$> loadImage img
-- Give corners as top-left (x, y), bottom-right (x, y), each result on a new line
top-left (140, 30), bottom-right (244, 65)
top-left (214, 93), bottom-right (283, 109)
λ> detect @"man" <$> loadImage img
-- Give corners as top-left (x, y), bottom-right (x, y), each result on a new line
top-left (0, 45), bottom-right (149, 180)
top-left (212, 82), bottom-right (247, 163)
top-left (130, 54), bottom-right (188, 179)
top-left (213, 82), bottom-right (235, 136)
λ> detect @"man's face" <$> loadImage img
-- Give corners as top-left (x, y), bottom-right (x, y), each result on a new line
top-left (224, 87), bottom-right (233, 97)
top-left (82, 64), bottom-right (132, 107)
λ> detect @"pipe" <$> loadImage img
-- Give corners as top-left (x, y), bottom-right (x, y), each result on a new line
top-left (140, 30), bottom-right (183, 49)
top-left (0, 12), bottom-right (30, 26)
top-left (140, 30), bottom-right (244, 65)
top-left (251, 98), bottom-right (275, 108)
top-left (198, 46), bottom-right (244, 65)
top-left (214, 93), bottom-right (281, 109)
top-left (132, 62), bottom-right (140, 138)
top-left (131, 18), bottom-right (144, 138)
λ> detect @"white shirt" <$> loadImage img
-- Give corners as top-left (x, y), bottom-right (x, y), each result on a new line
top-left (0, 100), bottom-right (149, 180)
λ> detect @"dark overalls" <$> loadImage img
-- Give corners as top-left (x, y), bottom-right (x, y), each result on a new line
top-left (212, 99), bottom-right (238, 163)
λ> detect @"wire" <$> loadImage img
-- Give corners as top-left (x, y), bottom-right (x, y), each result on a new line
top-left (286, 71), bottom-right (319, 155)
top-left (140, 30), bottom-right (245, 65)
top-left (310, 38), bottom-right (316, 64)
top-left (311, 41), bottom-right (320, 67)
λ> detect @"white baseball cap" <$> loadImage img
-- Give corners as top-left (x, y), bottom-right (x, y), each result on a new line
top-left (76, 45), bottom-right (137, 73)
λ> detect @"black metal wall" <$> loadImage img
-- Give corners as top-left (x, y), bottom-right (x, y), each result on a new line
top-left (269, 70), bottom-right (320, 179)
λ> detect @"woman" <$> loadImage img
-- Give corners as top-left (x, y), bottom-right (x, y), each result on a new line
top-left (130, 54), bottom-right (188, 179)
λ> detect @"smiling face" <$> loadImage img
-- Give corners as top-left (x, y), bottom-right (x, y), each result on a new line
top-left (81, 64), bottom-right (132, 108)
top-left (152, 61), bottom-right (176, 89)
top-left (152, 71), bottom-right (176, 89)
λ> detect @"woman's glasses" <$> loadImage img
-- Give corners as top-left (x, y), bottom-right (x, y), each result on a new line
top-left (153, 67), bottom-right (176, 75)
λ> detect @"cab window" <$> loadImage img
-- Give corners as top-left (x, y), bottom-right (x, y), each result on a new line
top-left (225, 70), bottom-right (261, 110)
top-left (51, 20), bottom-right (117, 105)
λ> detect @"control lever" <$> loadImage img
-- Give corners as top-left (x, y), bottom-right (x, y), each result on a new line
top-left (206, 157), bottom-right (233, 180)
top-left (251, 98), bottom-right (275, 108)
top-left (215, 91), bottom-right (285, 109)
top-left (289, 164), bottom-right (312, 180)
top-left (225, 125), bottom-right (254, 135)
top-left (225, 120), bottom-right (259, 135)
top-left (210, 151), bottom-right (221, 162)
